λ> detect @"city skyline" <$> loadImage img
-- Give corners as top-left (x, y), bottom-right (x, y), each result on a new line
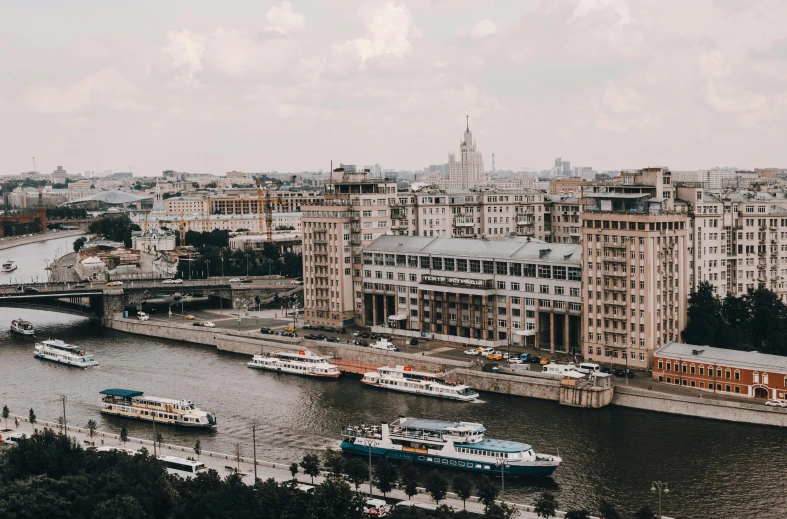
top-left (2, 1), bottom-right (786, 175)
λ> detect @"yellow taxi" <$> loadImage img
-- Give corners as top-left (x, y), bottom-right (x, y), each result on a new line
top-left (486, 351), bottom-right (503, 361)
top-left (184, 314), bottom-right (196, 320)
top-left (540, 357), bottom-right (550, 365)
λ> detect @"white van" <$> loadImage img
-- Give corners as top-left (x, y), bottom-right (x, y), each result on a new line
top-left (542, 364), bottom-right (578, 375)
top-left (3, 432), bottom-right (27, 446)
top-left (577, 362), bottom-right (600, 374)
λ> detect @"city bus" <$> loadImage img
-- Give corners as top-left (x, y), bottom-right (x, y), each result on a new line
top-left (157, 455), bottom-right (208, 479)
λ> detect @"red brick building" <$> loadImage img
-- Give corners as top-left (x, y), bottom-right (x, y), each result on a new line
top-left (653, 342), bottom-right (787, 399)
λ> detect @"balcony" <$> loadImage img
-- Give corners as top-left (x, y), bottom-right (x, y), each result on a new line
top-left (516, 216), bottom-right (534, 225)
top-left (603, 256), bottom-right (627, 263)
top-left (604, 270), bottom-right (628, 277)
top-left (392, 220), bottom-right (408, 230)
top-left (603, 242), bottom-right (627, 249)
top-left (453, 218), bottom-right (475, 228)
top-left (313, 239), bottom-right (328, 245)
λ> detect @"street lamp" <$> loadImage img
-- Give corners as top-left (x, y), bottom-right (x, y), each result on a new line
top-left (495, 458), bottom-right (509, 498)
top-left (59, 394), bottom-right (67, 436)
top-left (246, 253), bottom-right (250, 277)
top-left (220, 252), bottom-right (224, 279)
top-left (251, 419), bottom-right (260, 482)
top-left (650, 481), bottom-right (669, 519)
top-left (205, 260), bottom-right (210, 280)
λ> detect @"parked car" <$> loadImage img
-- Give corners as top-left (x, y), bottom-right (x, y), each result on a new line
top-left (464, 349), bottom-right (480, 356)
top-left (519, 353), bottom-right (531, 362)
top-left (107, 281), bottom-right (123, 287)
top-left (23, 286), bottom-right (39, 293)
top-left (614, 369), bottom-right (635, 378)
top-left (74, 284), bottom-right (87, 289)
top-left (765, 400), bottom-right (787, 407)
top-left (478, 347), bottom-right (494, 356)
top-left (487, 353), bottom-right (503, 361)
top-left (370, 333), bottom-right (379, 340)
top-left (315, 325), bottom-right (326, 331)
top-left (360, 332), bottom-right (370, 338)
top-left (336, 327), bottom-right (347, 334)
top-left (540, 357), bottom-right (550, 365)
top-left (184, 314), bottom-right (196, 320)
top-left (600, 367), bottom-right (612, 374)
top-left (240, 279), bottom-right (252, 284)
top-left (508, 358), bottom-right (524, 364)
top-left (325, 336), bottom-right (339, 343)
top-left (353, 339), bottom-right (369, 346)
top-left (3, 432), bottom-right (27, 446)
top-left (409, 338), bottom-right (419, 346)
top-left (303, 324), bottom-right (314, 330)
top-left (364, 498), bottom-right (389, 518)
top-left (137, 312), bottom-right (149, 321)
top-left (352, 331), bottom-right (361, 337)
top-left (193, 322), bottom-right (204, 327)
top-left (291, 280), bottom-right (303, 285)
top-left (304, 334), bottom-right (319, 340)
top-left (260, 327), bottom-right (275, 334)
top-left (202, 322), bottom-right (215, 328)
top-left (315, 334), bottom-right (328, 341)
top-left (228, 278), bottom-right (241, 283)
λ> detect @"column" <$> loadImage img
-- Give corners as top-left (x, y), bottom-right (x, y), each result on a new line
top-left (564, 312), bottom-right (570, 355)
top-left (383, 294), bottom-right (388, 326)
top-left (549, 311), bottom-right (555, 353)
top-left (372, 295), bottom-right (377, 327)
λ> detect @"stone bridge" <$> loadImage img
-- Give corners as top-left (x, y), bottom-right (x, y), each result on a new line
top-left (0, 277), bottom-right (302, 324)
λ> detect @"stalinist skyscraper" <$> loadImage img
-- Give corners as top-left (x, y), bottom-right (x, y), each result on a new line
top-left (446, 116), bottom-right (486, 189)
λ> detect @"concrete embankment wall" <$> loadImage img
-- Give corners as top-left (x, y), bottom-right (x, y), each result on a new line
top-left (450, 368), bottom-right (561, 401)
top-left (0, 229), bottom-right (85, 251)
top-left (612, 386), bottom-right (787, 427)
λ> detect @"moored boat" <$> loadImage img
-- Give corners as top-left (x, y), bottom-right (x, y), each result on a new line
top-left (100, 389), bottom-right (217, 428)
top-left (361, 366), bottom-right (479, 402)
top-left (341, 417), bottom-right (561, 477)
top-left (34, 339), bottom-right (98, 367)
top-left (247, 349), bottom-right (341, 378)
top-left (2, 260), bottom-right (17, 272)
top-left (11, 318), bottom-right (34, 336)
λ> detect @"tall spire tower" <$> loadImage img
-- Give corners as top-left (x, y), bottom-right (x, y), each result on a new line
top-left (447, 116), bottom-right (485, 188)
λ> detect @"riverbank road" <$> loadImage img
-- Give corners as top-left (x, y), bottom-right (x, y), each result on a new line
top-left (0, 415), bottom-right (582, 519)
top-left (0, 229), bottom-right (85, 251)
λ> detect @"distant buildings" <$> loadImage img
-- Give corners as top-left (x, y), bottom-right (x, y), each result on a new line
top-left (446, 118), bottom-right (486, 189)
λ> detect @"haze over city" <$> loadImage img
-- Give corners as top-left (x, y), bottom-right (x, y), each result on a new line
top-left (2, 0), bottom-right (786, 175)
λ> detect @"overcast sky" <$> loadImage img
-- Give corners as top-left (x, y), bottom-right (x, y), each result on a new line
top-left (1, 0), bottom-right (786, 176)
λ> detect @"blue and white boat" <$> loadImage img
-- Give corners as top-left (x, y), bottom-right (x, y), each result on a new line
top-left (341, 417), bottom-right (561, 477)
top-left (100, 389), bottom-right (217, 428)
top-left (34, 339), bottom-right (98, 368)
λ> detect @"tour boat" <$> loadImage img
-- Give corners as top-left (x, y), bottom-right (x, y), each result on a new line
top-left (100, 388), bottom-right (217, 428)
top-left (341, 417), bottom-right (562, 477)
top-left (247, 349), bottom-right (341, 378)
top-left (2, 260), bottom-right (17, 272)
top-left (10, 318), bottom-right (34, 336)
top-left (34, 339), bottom-right (98, 368)
top-left (361, 366), bottom-right (479, 402)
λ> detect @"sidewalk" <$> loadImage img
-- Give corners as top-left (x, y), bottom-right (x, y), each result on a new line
top-left (0, 414), bottom-right (577, 519)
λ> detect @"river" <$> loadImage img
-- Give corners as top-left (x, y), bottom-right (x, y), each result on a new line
top-left (0, 238), bottom-right (784, 518)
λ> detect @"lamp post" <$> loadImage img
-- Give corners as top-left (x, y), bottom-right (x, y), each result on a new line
top-left (220, 252), bottom-right (224, 279)
top-left (651, 481), bottom-right (669, 519)
top-left (152, 411), bottom-right (158, 457)
top-left (246, 254), bottom-right (250, 277)
top-left (363, 439), bottom-right (374, 496)
top-left (251, 419), bottom-right (260, 482)
top-left (59, 394), bottom-right (67, 435)
top-left (205, 260), bottom-right (210, 280)
top-left (495, 458), bottom-right (509, 498)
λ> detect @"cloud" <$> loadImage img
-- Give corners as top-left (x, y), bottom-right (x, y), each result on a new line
top-left (265, 2), bottom-right (305, 34)
top-left (163, 30), bottom-right (205, 79)
top-left (25, 68), bottom-right (144, 114)
top-left (602, 81), bottom-right (642, 113)
top-left (333, 2), bottom-right (417, 68)
top-left (571, 0), bottom-right (632, 25)
top-left (470, 19), bottom-right (497, 40)
top-left (201, 29), bottom-right (299, 79)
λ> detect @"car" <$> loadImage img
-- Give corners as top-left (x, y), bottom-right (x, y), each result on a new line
top-left (370, 333), bottom-right (379, 340)
top-left (285, 326), bottom-right (297, 333)
top-left (540, 357), bottom-right (550, 365)
top-left (360, 332), bottom-right (370, 338)
top-left (487, 353), bottom-right (503, 361)
top-left (172, 279), bottom-right (183, 284)
top-left (353, 339), bottom-right (369, 347)
top-left (464, 349), bottom-right (479, 356)
top-left (614, 369), bottom-right (635, 378)
top-left (336, 327), bottom-right (347, 334)
top-left (74, 284), bottom-right (87, 289)
top-left (478, 347), bottom-right (494, 356)
top-left (352, 331), bottom-right (361, 337)
top-left (315, 334), bottom-right (328, 341)
top-left (184, 314), bottom-right (196, 320)
top-left (202, 322), bottom-right (215, 328)
top-left (765, 400), bottom-right (787, 407)
top-left (3, 432), bottom-right (27, 446)
top-left (600, 367), bottom-right (612, 374)
top-left (260, 327), bottom-right (274, 334)
top-left (137, 312), bottom-right (149, 321)
top-left (107, 281), bottom-right (123, 287)
top-left (508, 358), bottom-right (524, 364)
top-left (325, 336), bottom-right (339, 343)
top-left (304, 334), bottom-right (318, 340)
top-left (240, 279), bottom-right (252, 284)
top-left (228, 278), bottom-right (241, 283)
top-left (193, 322), bottom-right (204, 327)
top-left (23, 286), bottom-right (40, 293)
top-left (291, 280), bottom-right (303, 285)
top-left (303, 324), bottom-right (314, 330)
top-left (364, 498), bottom-right (389, 517)
top-left (96, 446), bottom-right (140, 455)
top-left (409, 338), bottom-right (419, 346)
top-left (519, 353), bottom-right (532, 362)
top-left (162, 279), bottom-right (175, 284)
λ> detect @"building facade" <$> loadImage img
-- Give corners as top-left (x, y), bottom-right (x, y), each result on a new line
top-left (446, 119), bottom-right (486, 189)
top-left (361, 235), bottom-right (583, 351)
top-left (653, 342), bottom-right (787, 399)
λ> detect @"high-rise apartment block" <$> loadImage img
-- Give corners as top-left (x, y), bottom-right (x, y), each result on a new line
top-left (581, 168), bottom-right (690, 368)
top-left (446, 118), bottom-right (485, 189)
top-left (302, 168), bottom-right (397, 326)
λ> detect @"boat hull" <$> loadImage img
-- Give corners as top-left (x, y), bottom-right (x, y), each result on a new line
top-left (34, 352), bottom-right (98, 368)
top-left (100, 409), bottom-right (216, 428)
top-left (247, 363), bottom-right (341, 378)
top-left (340, 441), bottom-right (558, 477)
top-left (360, 379), bottom-right (478, 402)
top-left (11, 328), bottom-right (35, 336)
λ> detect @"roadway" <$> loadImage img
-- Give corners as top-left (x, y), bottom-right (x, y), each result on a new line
top-left (0, 229), bottom-right (86, 251)
top-left (0, 277), bottom-right (301, 295)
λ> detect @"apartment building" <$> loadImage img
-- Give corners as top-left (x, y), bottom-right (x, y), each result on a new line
top-left (162, 190), bottom-right (322, 217)
top-left (361, 235), bottom-right (582, 351)
top-left (302, 168), bottom-right (397, 327)
top-left (581, 168), bottom-right (690, 369)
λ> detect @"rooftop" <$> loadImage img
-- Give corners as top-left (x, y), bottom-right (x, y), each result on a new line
top-left (656, 342), bottom-right (787, 373)
top-left (364, 235), bottom-right (582, 264)
top-left (397, 418), bottom-right (484, 432)
top-left (100, 388), bottom-right (144, 398)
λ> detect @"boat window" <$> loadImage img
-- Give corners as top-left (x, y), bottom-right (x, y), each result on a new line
top-left (418, 456), bottom-right (424, 460)
top-left (442, 459), bottom-right (448, 464)
top-left (450, 460), bottom-right (456, 465)
top-left (458, 462), bottom-right (464, 466)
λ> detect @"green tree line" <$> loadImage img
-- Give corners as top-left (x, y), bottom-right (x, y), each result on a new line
top-left (683, 281), bottom-right (787, 355)
top-left (88, 215), bottom-right (141, 248)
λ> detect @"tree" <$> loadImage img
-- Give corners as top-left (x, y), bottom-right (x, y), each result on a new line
top-left (565, 511), bottom-right (591, 519)
top-left (484, 503), bottom-right (518, 519)
top-left (399, 460), bottom-right (420, 500)
top-left (343, 457), bottom-right (369, 491)
top-left (533, 491), bottom-right (558, 518)
top-left (635, 506), bottom-right (657, 519)
top-left (476, 476), bottom-right (499, 506)
top-left (289, 462), bottom-right (299, 479)
top-left (373, 458), bottom-right (398, 497)
top-left (73, 236), bottom-right (87, 253)
top-left (309, 477), bottom-right (367, 519)
top-left (323, 448), bottom-right (345, 478)
top-left (193, 438), bottom-right (201, 461)
top-left (85, 419), bottom-right (97, 445)
top-left (423, 470), bottom-right (448, 504)
top-left (155, 432), bottom-right (164, 454)
top-left (682, 281), bottom-right (723, 346)
top-left (120, 427), bottom-right (128, 446)
top-left (599, 500), bottom-right (622, 519)
top-left (234, 443), bottom-right (242, 472)
top-left (28, 408), bottom-right (36, 427)
top-left (300, 453), bottom-right (321, 484)
top-left (452, 473), bottom-right (474, 509)
top-left (2, 404), bottom-right (8, 430)
top-left (93, 495), bottom-right (147, 519)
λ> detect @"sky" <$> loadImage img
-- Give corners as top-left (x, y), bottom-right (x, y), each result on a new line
top-left (1, 0), bottom-right (786, 176)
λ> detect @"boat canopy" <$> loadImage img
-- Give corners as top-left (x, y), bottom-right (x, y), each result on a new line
top-left (100, 388), bottom-right (144, 398)
top-left (396, 417), bottom-right (485, 433)
top-left (455, 438), bottom-right (532, 454)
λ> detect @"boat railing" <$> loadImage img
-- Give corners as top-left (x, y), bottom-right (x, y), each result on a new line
top-left (389, 429), bottom-right (444, 442)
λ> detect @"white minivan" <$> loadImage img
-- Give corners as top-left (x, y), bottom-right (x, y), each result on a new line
top-left (577, 362), bottom-right (601, 374)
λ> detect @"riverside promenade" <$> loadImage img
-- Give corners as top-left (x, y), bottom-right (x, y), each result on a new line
top-left (0, 229), bottom-right (85, 251)
top-left (2, 414), bottom-right (673, 519)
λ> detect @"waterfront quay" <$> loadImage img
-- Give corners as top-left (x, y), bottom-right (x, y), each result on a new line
top-left (0, 229), bottom-right (85, 251)
top-left (2, 414), bottom-right (674, 519)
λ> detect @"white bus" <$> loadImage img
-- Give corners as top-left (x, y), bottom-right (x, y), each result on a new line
top-left (157, 455), bottom-right (208, 479)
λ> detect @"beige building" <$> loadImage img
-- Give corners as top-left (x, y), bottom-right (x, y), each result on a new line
top-left (302, 168), bottom-right (397, 326)
top-left (549, 177), bottom-right (587, 194)
top-left (581, 167), bottom-right (690, 369)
